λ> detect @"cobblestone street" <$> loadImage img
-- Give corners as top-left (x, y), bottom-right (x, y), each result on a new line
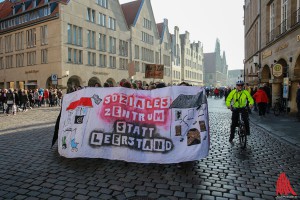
top-left (0, 99), bottom-right (299, 200)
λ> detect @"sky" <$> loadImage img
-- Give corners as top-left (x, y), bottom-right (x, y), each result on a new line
top-left (119, 0), bottom-right (245, 70)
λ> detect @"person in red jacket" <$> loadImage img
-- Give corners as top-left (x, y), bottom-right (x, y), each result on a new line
top-left (253, 85), bottom-right (268, 117)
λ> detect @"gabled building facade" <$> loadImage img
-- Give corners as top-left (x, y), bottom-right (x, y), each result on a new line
top-left (156, 18), bottom-right (171, 84)
top-left (170, 26), bottom-right (181, 85)
top-left (180, 31), bottom-right (203, 86)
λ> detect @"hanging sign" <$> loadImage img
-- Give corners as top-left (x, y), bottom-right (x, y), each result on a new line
top-left (273, 64), bottom-right (283, 77)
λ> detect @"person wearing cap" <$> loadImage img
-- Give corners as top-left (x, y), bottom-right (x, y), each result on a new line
top-left (253, 85), bottom-right (268, 117)
top-left (226, 80), bottom-right (254, 143)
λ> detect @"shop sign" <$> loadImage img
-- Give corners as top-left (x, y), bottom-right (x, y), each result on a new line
top-left (275, 43), bottom-right (288, 52)
top-left (92, 71), bottom-right (109, 75)
top-left (25, 70), bottom-right (39, 74)
top-left (273, 64), bottom-right (283, 77)
top-left (262, 50), bottom-right (272, 59)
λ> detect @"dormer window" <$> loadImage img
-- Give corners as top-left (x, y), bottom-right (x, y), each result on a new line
top-left (22, 3), bottom-right (25, 12)
top-left (13, 6), bottom-right (16, 15)
top-left (33, 0), bottom-right (36, 8)
top-left (45, 0), bottom-right (49, 4)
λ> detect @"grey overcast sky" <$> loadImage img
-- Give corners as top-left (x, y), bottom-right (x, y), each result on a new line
top-left (0, 0), bottom-right (245, 70)
top-left (119, 0), bottom-right (245, 70)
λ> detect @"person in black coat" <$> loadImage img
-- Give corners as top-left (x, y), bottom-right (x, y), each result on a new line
top-left (296, 81), bottom-right (300, 121)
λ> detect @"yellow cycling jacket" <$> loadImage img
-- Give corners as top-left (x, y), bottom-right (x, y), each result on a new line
top-left (226, 89), bottom-right (254, 108)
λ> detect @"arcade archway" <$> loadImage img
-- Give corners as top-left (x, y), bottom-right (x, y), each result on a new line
top-left (67, 75), bottom-right (82, 92)
top-left (88, 77), bottom-right (101, 87)
top-left (261, 65), bottom-right (271, 83)
top-left (106, 78), bottom-right (116, 87)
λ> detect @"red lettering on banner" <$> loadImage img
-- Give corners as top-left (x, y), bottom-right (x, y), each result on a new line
top-left (100, 93), bottom-right (171, 126)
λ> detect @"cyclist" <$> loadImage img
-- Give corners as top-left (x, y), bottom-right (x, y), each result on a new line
top-left (226, 80), bottom-right (254, 142)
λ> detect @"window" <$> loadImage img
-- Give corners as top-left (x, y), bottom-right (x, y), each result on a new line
top-left (78, 50), bottom-right (82, 64)
top-left (99, 33), bottom-right (106, 51)
top-left (40, 25), bottom-right (48, 45)
top-left (297, 0), bottom-right (300, 23)
top-left (5, 35), bottom-right (13, 53)
top-left (119, 58), bottom-right (128, 70)
top-left (5, 55), bottom-right (13, 68)
top-left (155, 52), bottom-right (159, 64)
top-left (97, 0), bottom-right (108, 8)
top-left (15, 32), bottom-right (24, 51)
top-left (134, 61), bottom-right (139, 72)
top-left (41, 49), bottom-right (47, 64)
top-left (78, 27), bottom-right (82, 46)
top-left (73, 26), bottom-right (77, 45)
top-left (68, 48), bottom-right (82, 64)
top-left (26, 28), bottom-right (36, 48)
top-left (87, 30), bottom-right (95, 49)
top-left (67, 24), bottom-right (72, 43)
top-left (163, 55), bottom-right (170, 67)
top-left (119, 40), bottom-right (128, 56)
top-left (270, 2), bottom-right (275, 40)
top-left (143, 18), bottom-right (152, 30)
top-left (281, 0), bottom-right (288, 33)
top-left (108, 17), bottom-right (116, 30)
top-left (88, 52), bottom-right (96, 66)
top-left (16, 53), bottom-right (24, 67)
top-left (99, 54), bottom-right (106, 67)
top-left (0, 57), bottom-right (3, 69)
top-left (68, 48), bottom-right (72, 62)
top-left (27, 51), bottom-right (36, 66)
top-left (98, 13), bottom-right (106, 27)
top-left (87, 8), bottom-right (91, 21)
top-left (73, 49), bottom-right (77, 64)
top-left (109, 56), bottom-right (116, 68)
top-left (142, 32), bottom-right (153, 44)
top-left (0, 37), bottom-right (3, 54)
top-left (109, 36), bottom-right (116, 53)
top-left (134, 45), bottom-right (139, 59)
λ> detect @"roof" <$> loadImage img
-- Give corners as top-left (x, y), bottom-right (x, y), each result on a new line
top-left (0, 0), bottom-right (69, 21)
top-left (170, 92), bottom-right (204, 109)
top-left (121, 0), bottom-right (142, 27)
top-left (0, 0), bottom-right (13, 19)
top-left (156, 22), bottom-right (163, 38)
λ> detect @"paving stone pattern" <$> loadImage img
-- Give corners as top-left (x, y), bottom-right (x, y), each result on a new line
top-left (0, 100), bottom-right (299, 200)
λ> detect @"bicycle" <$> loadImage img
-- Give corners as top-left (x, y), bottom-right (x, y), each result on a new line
top-left (231, 107), bottom-right (247, 149)
top-left (273, 98), bottom-right (286, 116)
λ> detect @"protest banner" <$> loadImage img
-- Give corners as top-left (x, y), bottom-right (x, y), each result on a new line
top-left (58, 86), bottom-right (209, 163)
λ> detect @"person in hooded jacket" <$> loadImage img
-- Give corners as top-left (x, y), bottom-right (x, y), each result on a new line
top-left (253, 85), bottom-right (269, 117)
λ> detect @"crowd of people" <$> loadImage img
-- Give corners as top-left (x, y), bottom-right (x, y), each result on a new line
top-left (0, 88), bottom-right (63, 116)
top-left (205, 82), bottom-right (273, 117)
top-left (0, 81), bottom-right (192, 116)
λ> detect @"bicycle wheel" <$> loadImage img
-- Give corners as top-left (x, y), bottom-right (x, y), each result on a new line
top-left (274, 103), bottom-right (280, 116)
top-left (239, 125), bottom-right (247, 149)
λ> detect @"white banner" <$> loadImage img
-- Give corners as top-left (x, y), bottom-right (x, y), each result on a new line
top-left (58, 86), bottom-right (210, 163)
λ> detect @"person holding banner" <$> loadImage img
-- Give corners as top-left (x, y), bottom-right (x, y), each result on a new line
top-left (226, 80), bottom-right (254, 143)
